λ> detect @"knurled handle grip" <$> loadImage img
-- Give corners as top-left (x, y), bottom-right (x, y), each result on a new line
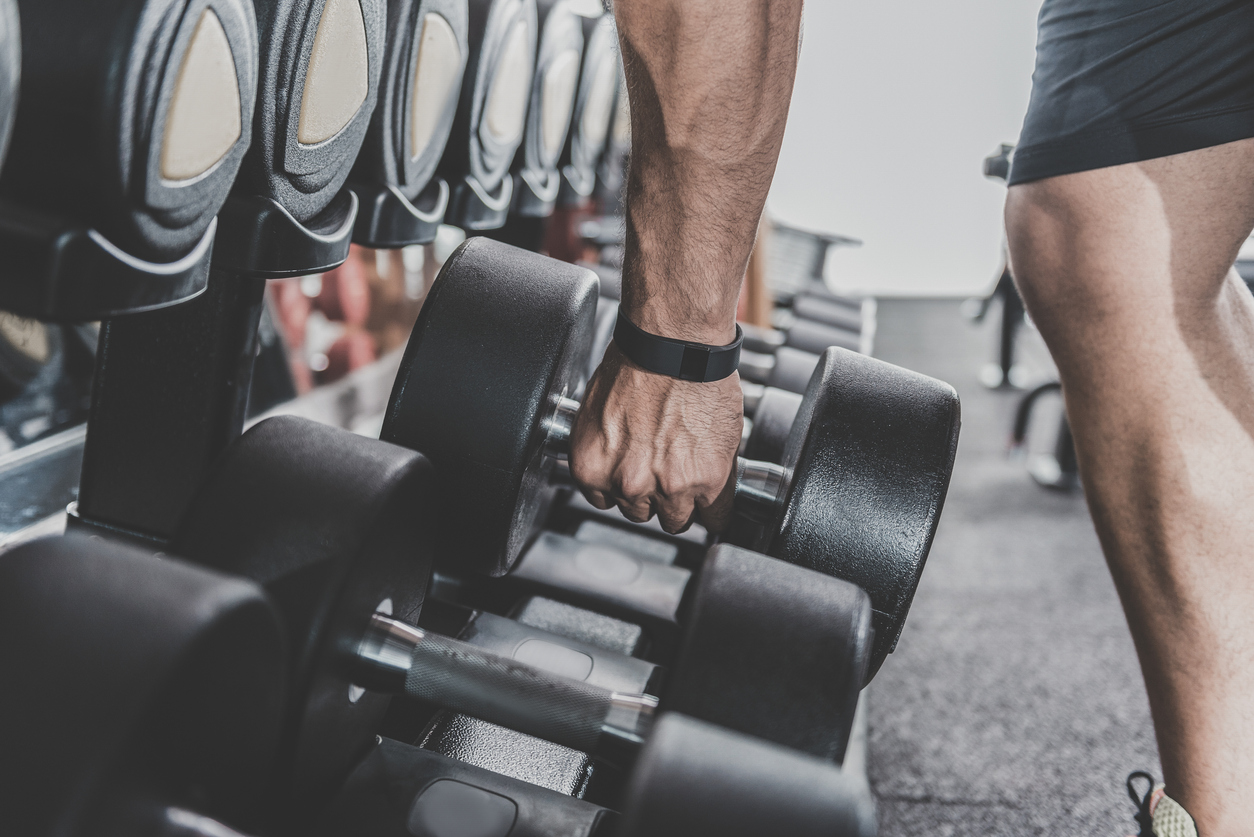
top-left (404, 632), bottom-right (611, 753)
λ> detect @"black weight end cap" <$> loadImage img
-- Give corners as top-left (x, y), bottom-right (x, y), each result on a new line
top-left (619, 714), bottom-right (877, 837)
top-left (174, 415), bottom-right (441, 811)
top-left (666, 544), bottom-right (871, 762)
top-left (773, 347), bottom-right (961, 681)
top-left (0, 533), bottom-right (287, 835)
top-left (382, 236), bottom-right (598, 578)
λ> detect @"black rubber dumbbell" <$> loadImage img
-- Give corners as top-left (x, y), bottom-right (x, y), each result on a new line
top-left (439, 0), bottom-right (538, 229)
top-left (0, 534), bottom-right (288, 837)
top-left (172, 416), bottom-right (876, 820)
top-left (0, 535), bottom-right (874, 837)
top-left (321, 717), bottom-right (875, 837)
top-left (789, 290), bottom-right (867, 332)
top-left (558, 11), bottom-right (617, 205)
top-left (73, 0), bottom-right (385, 542)
top-left (0, 0), bottom-right (255, 320)
top-left (739, 380), bottom-right (802, 463)
top-left (383, 237), bottom-right (961, 677)
top-left (508, 0), bottom-right (586, 217)
top-left (349, 0), bottom-right (470, 247)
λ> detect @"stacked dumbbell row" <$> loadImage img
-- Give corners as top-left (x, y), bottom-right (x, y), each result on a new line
top-left (0, 1), bottom-right (961, 836)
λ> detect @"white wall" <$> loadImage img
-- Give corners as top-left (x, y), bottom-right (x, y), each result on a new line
top-left (767, 0), bottom-right (1042, 297)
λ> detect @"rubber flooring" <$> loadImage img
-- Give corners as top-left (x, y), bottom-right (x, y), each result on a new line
top-left (867, 299), bottom-right (1160, 836)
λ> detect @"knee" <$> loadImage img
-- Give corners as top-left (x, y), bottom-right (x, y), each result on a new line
top-left (1002, 181), bottom-right (1103, 322)
top-left (1003, 184), bottom-right (1065, 303)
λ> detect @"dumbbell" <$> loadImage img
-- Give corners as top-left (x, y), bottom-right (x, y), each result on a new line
top-left (508, 0), bottom-right (586, 217)
top-left (0, 534), bottom-right (287, 837)
top-left (2, 536), bottom-right (872, 837)
top-left (739, 381), bottom-right (803, 463)
top-left (439, 0), bottom-right (538, 229)
top-left (558, 11), bottom-right (617, 204)
top-left (173, 416), bottom-right (875, 814)
top-left (349, 0), bottom-right (470, 247)
top-left (0, 0), bottom-right (15, 169)
top-left (789, 291), bottom-right (867, 333)
top-left (0, 0), bottom-right (253, 320)
top-left (320, 716), bottom-right (874, 837)
top-left (383, 237), bottom-right (961, 677)
top-left (477, 0), bottom-right (586, 251)
top-left (74, 0), bottom-right (384, 542)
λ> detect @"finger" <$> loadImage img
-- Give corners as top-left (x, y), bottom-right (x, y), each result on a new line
top-left (694, 467), bottom-right (738, 534)
top-left (616, 496), bottom-right (655, 524)
top-left (611, 463), bottom-right (656, 524)
top-left (655, 491), bottom-right (697, 535)
top-left (582, 488), bottom-right (613, 510)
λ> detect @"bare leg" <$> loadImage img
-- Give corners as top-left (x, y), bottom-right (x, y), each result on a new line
top-left (1005, 138), bottom-right (1254, 835)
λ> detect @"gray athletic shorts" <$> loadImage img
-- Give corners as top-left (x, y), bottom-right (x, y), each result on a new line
top-left (1008, 0), bottom-right (1254, 185)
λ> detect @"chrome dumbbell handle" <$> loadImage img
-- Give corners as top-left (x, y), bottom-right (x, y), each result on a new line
top-left (354, 613), bottom-right (656, 760)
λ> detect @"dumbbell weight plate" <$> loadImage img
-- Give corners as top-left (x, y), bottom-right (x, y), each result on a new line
top-left (753, 346), bottom-right (960, 678)
top-left (382, 236), bottom-right (598, 577)
top-left (0, 535), bottom-right (287, 835)
top-left (5, 0), bottom-right (258, 261)
top-left (240, 0), bottom-right (386, 223)
top-left (742, 385), bottom-right (802, 464)
top-left (0, 0), bottom-right (17, 170)
top-left (175, 417), bottom-right (439, 809)
top-left (354, 0), bottom-right (468, 201)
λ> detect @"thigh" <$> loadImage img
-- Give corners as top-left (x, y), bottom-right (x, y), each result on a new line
top-left (1006, 140), bottom-right (1254, 437)
top-left (1007, 139), bottom-right (1254, 322)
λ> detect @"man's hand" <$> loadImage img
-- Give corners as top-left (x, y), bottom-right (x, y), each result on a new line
top-left (570, 343), bottom-right (742, 534)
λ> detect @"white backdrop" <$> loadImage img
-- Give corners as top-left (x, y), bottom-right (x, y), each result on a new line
top-left (767, 0), bottom-right (1043, 297)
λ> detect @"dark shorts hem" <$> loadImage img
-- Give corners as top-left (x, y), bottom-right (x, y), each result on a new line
top-left (1007, 104), bottom-right (1254, 186)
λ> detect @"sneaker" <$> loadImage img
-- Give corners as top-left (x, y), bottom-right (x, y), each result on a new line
top-left (1127, 771), bottom-right (1199, 837)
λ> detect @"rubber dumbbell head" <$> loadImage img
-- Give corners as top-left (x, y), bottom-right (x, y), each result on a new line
top-left (558, 12), bottom-right (616, 203)
top-left (508, 0), bottom-right (584, 216)
top-left (618, 714), bottom-right (876, 837)
top-left (439, 0), bottom-right (538, 228)
top-left (3, 0), bottom-right (257, 262)
top-left (349, 0), bottom-right (469, 246)
top-left (235, 0), bottom-right (385, 223)
top-left (0, 535), bottom-right (286, 836)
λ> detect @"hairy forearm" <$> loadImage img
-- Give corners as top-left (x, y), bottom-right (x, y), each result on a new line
top-left (613, 0), bottom-right (803, 344)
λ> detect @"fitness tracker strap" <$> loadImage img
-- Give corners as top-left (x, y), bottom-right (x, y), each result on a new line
top-left (613, 312), bottom-right (743, 382)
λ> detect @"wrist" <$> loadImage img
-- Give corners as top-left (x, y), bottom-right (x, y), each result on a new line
top-left (621, 301), bottom-right (737, 345)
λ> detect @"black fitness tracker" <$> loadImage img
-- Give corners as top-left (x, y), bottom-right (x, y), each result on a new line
top-left (613, 312), bottom-right (743, 382)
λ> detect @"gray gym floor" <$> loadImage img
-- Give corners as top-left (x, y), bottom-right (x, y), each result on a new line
top-left (867, 299), bottom-right (1161, 836)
